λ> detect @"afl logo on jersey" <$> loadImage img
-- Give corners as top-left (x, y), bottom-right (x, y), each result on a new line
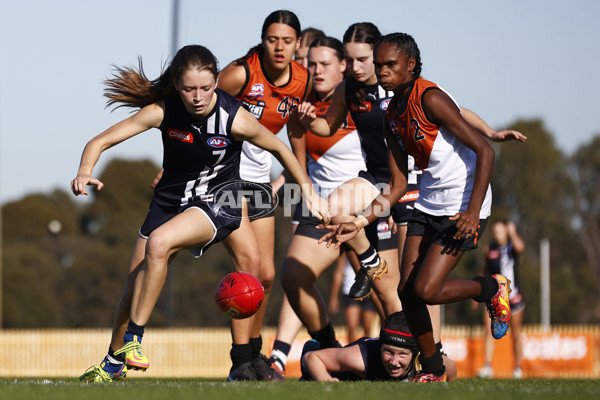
top-left (380, 99), bottom-right (390, 110)
top-left (377, 221), bottom-right (390, 232)
top-left (248, 83), bottom-right (265, 97)
top-left (207, 137), bottom-right (230, 148)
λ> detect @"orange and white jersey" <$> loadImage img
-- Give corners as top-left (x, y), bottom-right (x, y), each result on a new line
top-left (386, 78), bottom-right (491, 218)
top-left (236, 52), bottom-right (310, 182)
top-left (305, 93), bottom-right (365, 197)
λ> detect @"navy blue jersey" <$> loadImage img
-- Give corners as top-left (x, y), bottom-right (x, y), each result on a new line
top-left (345, 78), bottom-right (394, 184)
top-left (332, 338), bottom-right (410, 381)
top-left (486, 241), bottom-right (522, 300)
top-left (154, 89), bottom-right (243, 207)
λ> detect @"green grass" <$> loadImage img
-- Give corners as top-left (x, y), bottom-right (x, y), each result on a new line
top-left (1, 378), bottom-right (599, 400)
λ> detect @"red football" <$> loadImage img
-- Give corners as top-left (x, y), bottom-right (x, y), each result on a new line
top-left (215, 272), bottom-right (264, 319)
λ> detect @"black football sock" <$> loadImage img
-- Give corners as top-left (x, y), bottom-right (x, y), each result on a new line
top-left (472, 276), bottom-right (500, 302)
top-left (270, 340), bottom-right (291, 369)
top-left (230, 343), bottom-right (252, 368)
top-left (357, 246), bottom-right (381, 269)
top-left (309, 323), bottom-right (337, 349)
top-left (418, 351), bottom-right (445, 376)
top-left (249, 336), bottom-right (263, 360)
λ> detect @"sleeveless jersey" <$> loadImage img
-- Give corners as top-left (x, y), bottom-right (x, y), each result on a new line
top-left (355, 338), bottom-right (410, 381)
top-left (305, 92), bottom-right (365, 197)
top-left (486, 241), bottom-right (521, 300)
top-left (345, 78), bottom-right (394, 184)
top-left (386, 78), bottom-right (492, 218)
top-left (154, 88), bottom-right (243, 207)
top-left (236, 52), bottom-right (310, 182)
top-left (397, 155), bottom-right (421, 207)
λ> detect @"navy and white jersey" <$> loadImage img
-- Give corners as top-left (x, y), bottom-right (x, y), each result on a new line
top-left (345, 77), bottom-right (394, 184)
top-left (332, 338), bottom-right (411, 381)
top-left (486, 241), bottom-right (522, 301)
top-left (154, 89), bottom-right (243, 207)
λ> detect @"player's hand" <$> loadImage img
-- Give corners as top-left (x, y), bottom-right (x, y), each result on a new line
top-left (305, 193), bottom-right (331, 225)
top-left (489, 129), bottom-right (527, 143)
top-left (71, 174), bottom-right (103, 196)
top-left (387, 214), bottom-right (398, 235)
top-left (317, 222), bottom-right (360, 249)
top-left (151, 169), bottom-right (164, 190)
top-left (449, 209), bottom-right (479, 240)
top-left (296, 101), bottom-right (317, 127)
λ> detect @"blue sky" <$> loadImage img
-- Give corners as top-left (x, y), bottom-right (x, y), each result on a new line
top-left (1, 0), bottom-right (599, 205)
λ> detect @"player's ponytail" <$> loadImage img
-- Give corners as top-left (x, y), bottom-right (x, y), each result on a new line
top-left (104, 45), bottom-right (219, 110)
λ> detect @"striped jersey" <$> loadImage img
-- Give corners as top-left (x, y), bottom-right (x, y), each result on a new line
top-left (385, 78), bottom-right (491, 218)
top-left (345, 78), bottom-right (394, 184)
top-left (235, 51), bottom-right (310, 182)
top-left (305, 92), bottom-right (365, 197)
top-left (154, 89), bottom-right (243, 207)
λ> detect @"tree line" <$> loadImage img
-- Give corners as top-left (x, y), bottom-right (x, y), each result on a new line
top-left (1, 118), bottom-right (599, 329)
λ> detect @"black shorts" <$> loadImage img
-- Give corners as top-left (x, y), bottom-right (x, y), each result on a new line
top-left (364, 217), bottom-right (397, 251)
top-left (240, 180), bottom-right (275, 220)
top-left (294, 202), bottom-right (327, 240)
top-left (407, 209), bottom-right (487, 251)
top-left (391, 182), bottom-right (420, 224)
top-left (294, 202), bottom-right (397, 251)
top-left (140, 196), bottom-right (241, 257)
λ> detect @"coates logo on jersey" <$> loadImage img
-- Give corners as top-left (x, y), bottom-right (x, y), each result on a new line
top-left (380, 99), bottom-right (391, 110)
top-left (350, 102), bottom-right (371, 113)
top-left (208, 180), bottom-right (278, 220)
top-left (168, 128), bottom-right (193, 143)
top-left (248, 83), bottom-right (265, 98)
top-left (207, 137), bottom-right (230, 148)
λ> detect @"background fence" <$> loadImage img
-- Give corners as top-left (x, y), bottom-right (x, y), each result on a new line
top-left (1, 325), bottom-right (598, 379)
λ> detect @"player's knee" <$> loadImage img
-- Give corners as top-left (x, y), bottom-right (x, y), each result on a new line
top-left (328, 196), bottom-right (352, 224)
top-left (259, 263), bottom-right (276, 292)
top-left (145, 232), bottom-right (172, 263)
top-left (234, 249), bottom-right (261, 276)
top-left (414, 281), bottom-right (440, 305)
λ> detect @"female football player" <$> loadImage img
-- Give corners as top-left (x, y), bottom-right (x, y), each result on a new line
top-left (316, 32), bottom-right (522, 382)
top-left (73, 44), bottom-right (327, 383)
top-left (214, 9), bottom-right (312, 381)
top-left (300, 311), bottom-right (457, 382)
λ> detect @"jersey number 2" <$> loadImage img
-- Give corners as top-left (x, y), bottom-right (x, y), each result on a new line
top-left (411, 118), bottom-right (425, 142)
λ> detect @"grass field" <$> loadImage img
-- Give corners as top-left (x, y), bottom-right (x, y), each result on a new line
top-left (1, 378), bottom-right (599, 400)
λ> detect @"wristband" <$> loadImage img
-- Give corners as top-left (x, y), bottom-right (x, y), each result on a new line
top-left (352, 214), bottom-right (369, 230)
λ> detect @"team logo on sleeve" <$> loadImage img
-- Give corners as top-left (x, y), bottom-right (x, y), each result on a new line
top-left (207, 137), bottom-right (230, 148)
top-left (248, 83), bottom-right (265, 98)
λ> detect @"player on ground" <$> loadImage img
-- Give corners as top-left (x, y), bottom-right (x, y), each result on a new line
top-left (299, 311), bottom-right (456, 381)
